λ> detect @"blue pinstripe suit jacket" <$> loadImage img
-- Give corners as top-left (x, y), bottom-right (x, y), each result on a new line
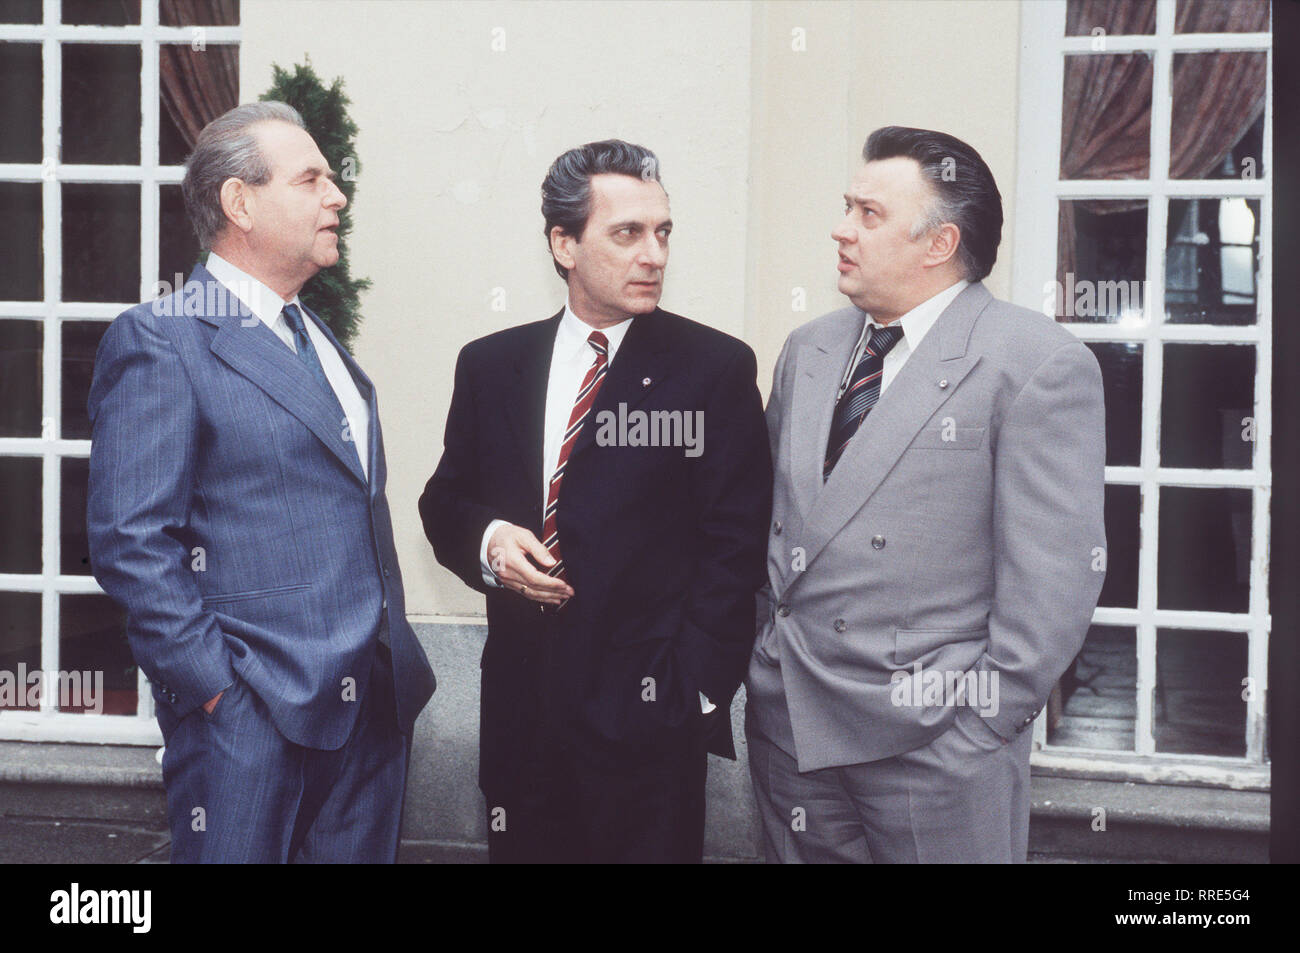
top-left (87, 263), bottom-right (435, 750)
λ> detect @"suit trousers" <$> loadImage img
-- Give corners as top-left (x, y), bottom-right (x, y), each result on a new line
top-left (746, 711), bottom-right (1034, 863)
top-left (484, 702), bottom-right (711, 864)
top-left (160, 641), bottom-right (409, 863)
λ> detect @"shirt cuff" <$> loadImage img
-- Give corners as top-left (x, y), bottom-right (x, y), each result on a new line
top-left (479, 519), bottom-right (510, 588)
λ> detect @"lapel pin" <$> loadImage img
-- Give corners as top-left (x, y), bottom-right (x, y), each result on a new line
top-left (642, 377), bottom-right (652, 387)
top-left (938, 379), bottom-right (949, 389)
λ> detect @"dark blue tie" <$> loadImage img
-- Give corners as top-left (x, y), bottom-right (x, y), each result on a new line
top-left (281, 303), bottom-right (362, 471)
top-left (824, 323), bottom-right (905, 479)
top-left (282, 303), bottom-right (336, 398)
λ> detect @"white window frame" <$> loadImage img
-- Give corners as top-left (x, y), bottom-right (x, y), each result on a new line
top-left (1013, 0), bottom-right (1271, 789)
top-left (0, 0), bottom-right (239, 744)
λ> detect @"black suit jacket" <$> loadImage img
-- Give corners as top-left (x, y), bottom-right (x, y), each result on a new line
top-left (419, 307), bottom-right (771, 794)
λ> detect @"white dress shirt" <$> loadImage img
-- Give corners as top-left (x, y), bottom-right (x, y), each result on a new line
top-left (475, 303), bottom-right (714, 713)
top-left (478, 301), bottom-right (632, 585)
top-left (837, 279), bottom-right (971, 402)
top-left (205, 252), bottom-right (370, 481)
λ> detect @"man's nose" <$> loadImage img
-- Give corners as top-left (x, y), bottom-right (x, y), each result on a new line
top-left (831, 220), bottom-right (855, 243)
top-left (639, 236), bottom-right (667, 268)
top-left (325, 178), bottom-right (347, 210)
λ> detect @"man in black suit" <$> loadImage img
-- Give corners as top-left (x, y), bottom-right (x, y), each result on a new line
top-left (419, 140), bottom-right (771, 863)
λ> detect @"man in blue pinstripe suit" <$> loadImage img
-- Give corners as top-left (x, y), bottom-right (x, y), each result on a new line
top-left (87, 102), bottom-right (435, 863)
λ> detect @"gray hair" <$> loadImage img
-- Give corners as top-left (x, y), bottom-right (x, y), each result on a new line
top-left (181, 101), bottom-right (306, 249)
top-left (541, 139), bottom-right (664, 281)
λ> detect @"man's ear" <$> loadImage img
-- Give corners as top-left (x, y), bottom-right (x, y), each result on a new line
top-left (219, 177), bottom-right (254, 234)
top-left (550, 225), bottom-right (577, 272)
top-left (926, 222), bottom-right (961, 269)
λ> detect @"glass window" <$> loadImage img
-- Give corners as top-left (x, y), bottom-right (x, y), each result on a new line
top-left (0, 320), bottom-right (42, 438)
top-left (0, 41), bottom-right (41, 163)
top-left (1049, 625), bottom-right (1137, 751)
top-left (62, 184), bottom-right (142, 303)
top-left (0, 457), bottom-right (41, 574)
top-left (58, 594), bottom-right (134, 714)
top-left (1154, 629), bottom-right (1247, 756)
top-left (61, 44), bottom-right (142, 165)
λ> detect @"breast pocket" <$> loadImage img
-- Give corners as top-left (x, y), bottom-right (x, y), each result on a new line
top-left (908, 426), bottom-right (986, 451)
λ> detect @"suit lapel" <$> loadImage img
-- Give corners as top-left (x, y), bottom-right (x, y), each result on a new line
top-left (506, 311), bottom-right (562, 503)
top-left (788, 309), bottom-right (862, 518)
top-left (792, 283), bottom-right (993, 580)
top-left (569, 308), bottom-right (673, 462)
top-left (194, 265), bottom-right (369, 488)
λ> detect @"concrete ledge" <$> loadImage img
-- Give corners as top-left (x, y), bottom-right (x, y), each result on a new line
top-left (1028, 775), bottom-right (1269, 863)
top-left (0, 741), bottom-right (163, 789)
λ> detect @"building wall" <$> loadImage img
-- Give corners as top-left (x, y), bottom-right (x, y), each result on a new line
top-left (238, 0), bottom-right (1021, 855)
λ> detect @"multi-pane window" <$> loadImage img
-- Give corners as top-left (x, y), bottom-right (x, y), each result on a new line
top-left (1014, 0), bottom-right (1271, 787)
top-left (0, 0), bottom-right (239, 743)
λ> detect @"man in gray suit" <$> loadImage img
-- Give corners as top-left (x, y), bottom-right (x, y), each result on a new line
top-left (745, 126), bottom-right (1106, 863)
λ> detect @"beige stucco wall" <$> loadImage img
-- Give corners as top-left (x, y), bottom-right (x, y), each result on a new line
top-left (239, 0), bottom-right (1022, 618)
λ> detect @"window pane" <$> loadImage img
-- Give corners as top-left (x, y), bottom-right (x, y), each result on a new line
top-left (160, 184), bottom-right (201, 285)
top-left (1175, 0), bottom-right (1271, 33)
top-left (0, 592), bottom-right (41, 711)
top-left (0, 320), bottom-right (42, 437)
top-left (1166, 199), bottom-right (1259, 324)
top-left (159, 44), bottom-right (240, 166)
top-left (1087, 342), bottom-right (1142, 465)
top-left (60, 457), bottom-right (91, 576)
top-left (62, 183), bottom-right (140, 303)
top-left (1061, 54), bottom-right (1152, 179)
top-left (159, 95), bottom-right (190, 167)
top-left (1066, 0), bottom-right (1155, 35)
top-left (1154, 629), bottom-right (1247, 756)
top-left (0, 0), bottom-right (41, 23)
top-left (62, 0), bottom-right (140, 25)
top-left (0, 457), bottom-right (41, 573)
top-left (62, 320), bottom-right (109, 440)
top-left (1048, 625), bottom-right (1136, 751)
top-left (1160, 344), bottom-right (1255, 469)
top-left (1056, 200), bottom-right (1147, 323)
top-left (0, 42), bottom-right (41, 163)
top-left (160, 0), bottom-right (240, 26)
top-left (59, 593), bottom-right (135, 713)
top-left (62, 43), bottom-right (141, 165)
top-left (1158, 487), bottom-right (1251, 612)
top-left (0, 182), bottom-right (43, 301)
top-left (1100, 484), bottom-right (1139, 609)
top-left (1171, 53), bottom-right (1265, 181)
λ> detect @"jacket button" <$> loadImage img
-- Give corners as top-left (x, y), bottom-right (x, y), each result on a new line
top-left (777, 604), bottom-right (791, 617)
top-left (383, 566), bottom-right (391, 578)
top-left (169, 694), bottom-right (178, 704)
top-left (773, 520), bottom-right (783, 535)
top-left (833, 618), bottom-right (847, 633)
top-left (871, 535), bottom-right (886, 550)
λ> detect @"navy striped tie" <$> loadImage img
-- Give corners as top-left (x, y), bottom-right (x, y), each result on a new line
top-left (823, 323), bottom-right (904, 479)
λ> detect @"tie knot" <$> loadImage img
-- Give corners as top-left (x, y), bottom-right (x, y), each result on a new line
top-left (867, 323), bottom-right (903, 358)
top-left (587, 330), bottom-right (609, 357)
top-left (282, 303), bottom-right (307, 335)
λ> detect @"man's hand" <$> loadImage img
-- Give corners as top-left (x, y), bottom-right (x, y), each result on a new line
top-left (487, 523), bottom-right (574, 606)
top-left (202, 691), bottom-right (223, 715)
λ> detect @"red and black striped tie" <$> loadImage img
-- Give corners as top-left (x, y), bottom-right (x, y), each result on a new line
top-left (823, 323), bottom-right (904, 479)
top-left (543, 331), bottom-right (609, 599)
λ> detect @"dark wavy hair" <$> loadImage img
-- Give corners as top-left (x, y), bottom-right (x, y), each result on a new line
top-left (863, 126), bottom-right (1002, 281)
top-left (541, 139), bottom-right (663, 280)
